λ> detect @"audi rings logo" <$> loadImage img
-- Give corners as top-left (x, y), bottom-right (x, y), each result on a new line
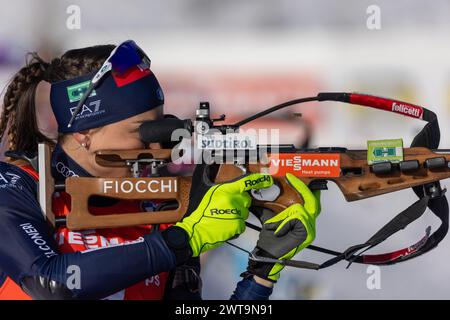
top-left (56, 162), bottom-right (79, 178)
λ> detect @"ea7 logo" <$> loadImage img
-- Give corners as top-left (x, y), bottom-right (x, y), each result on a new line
top-left (69, 100), bottom-right (104, 120)
top-left (0, 172), bottom-right (22, 189)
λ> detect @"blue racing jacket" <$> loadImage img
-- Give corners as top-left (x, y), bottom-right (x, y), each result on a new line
top-left (0, 144), bottom-right (272, 300)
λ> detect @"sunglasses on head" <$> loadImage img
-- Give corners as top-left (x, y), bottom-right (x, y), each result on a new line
top-left (67, 40), bottom-right (151, 128)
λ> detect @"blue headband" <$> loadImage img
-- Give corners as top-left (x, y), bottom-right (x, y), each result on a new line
top-left (50, 68), bottom-right (164, 133)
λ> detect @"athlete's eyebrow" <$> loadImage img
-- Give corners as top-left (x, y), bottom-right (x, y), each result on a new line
top-left (131, 117), bottom-right (160, 132)
top-left (133, 119), bottom-right (157, 125)
top-left (130, 122), bottom-right (144, 133)
top-left (130, 126), bottom-right (141, 133)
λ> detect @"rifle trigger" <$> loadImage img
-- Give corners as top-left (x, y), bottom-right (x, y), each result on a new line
top-left (308, 180), bottom-right (328, 191)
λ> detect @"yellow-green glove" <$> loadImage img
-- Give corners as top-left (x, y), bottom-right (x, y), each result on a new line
top-left (174, 164), bottom-right (274, 257)
top-left (245, 173), bottom-right (321, 282)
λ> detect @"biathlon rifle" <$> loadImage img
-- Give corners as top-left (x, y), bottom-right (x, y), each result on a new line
top-left (36, 92), bottom-right (450, 270)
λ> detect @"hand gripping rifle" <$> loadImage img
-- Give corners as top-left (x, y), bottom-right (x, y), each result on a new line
top-left (36, 92), bottom-right (450, 270)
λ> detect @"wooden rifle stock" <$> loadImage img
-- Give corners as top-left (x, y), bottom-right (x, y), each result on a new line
top-left (39, 145), bottom-right (450, 230)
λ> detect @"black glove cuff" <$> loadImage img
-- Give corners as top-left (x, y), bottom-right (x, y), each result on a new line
top-left (243, 248), bottom-right (278, 283)
top-left (161, 226), bottom-right (193, 266)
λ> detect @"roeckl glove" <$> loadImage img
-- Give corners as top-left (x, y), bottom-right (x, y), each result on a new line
top-left (162, 164), bottom-right (274, 264)
top-left (245, 173), bottom-right (321, 282)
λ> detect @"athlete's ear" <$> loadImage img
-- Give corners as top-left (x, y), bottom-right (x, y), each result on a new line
top-left (72, 130), bottom-right (90, 148)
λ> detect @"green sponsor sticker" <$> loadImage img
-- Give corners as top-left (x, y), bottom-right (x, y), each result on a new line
top-left (66, 81), bottom-right (96, 103)
top-left (367, 139), bottom-right (403, 165)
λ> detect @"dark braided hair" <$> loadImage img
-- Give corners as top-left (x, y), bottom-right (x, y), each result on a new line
top-left (0, 45), bottom-right (115, 155)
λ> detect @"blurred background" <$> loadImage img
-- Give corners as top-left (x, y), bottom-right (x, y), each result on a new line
top-left (1, 0), bottom-right (450, 299)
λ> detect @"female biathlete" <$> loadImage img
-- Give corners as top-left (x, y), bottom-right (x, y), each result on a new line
top-left (0, 40), bottom-right (321, 300)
